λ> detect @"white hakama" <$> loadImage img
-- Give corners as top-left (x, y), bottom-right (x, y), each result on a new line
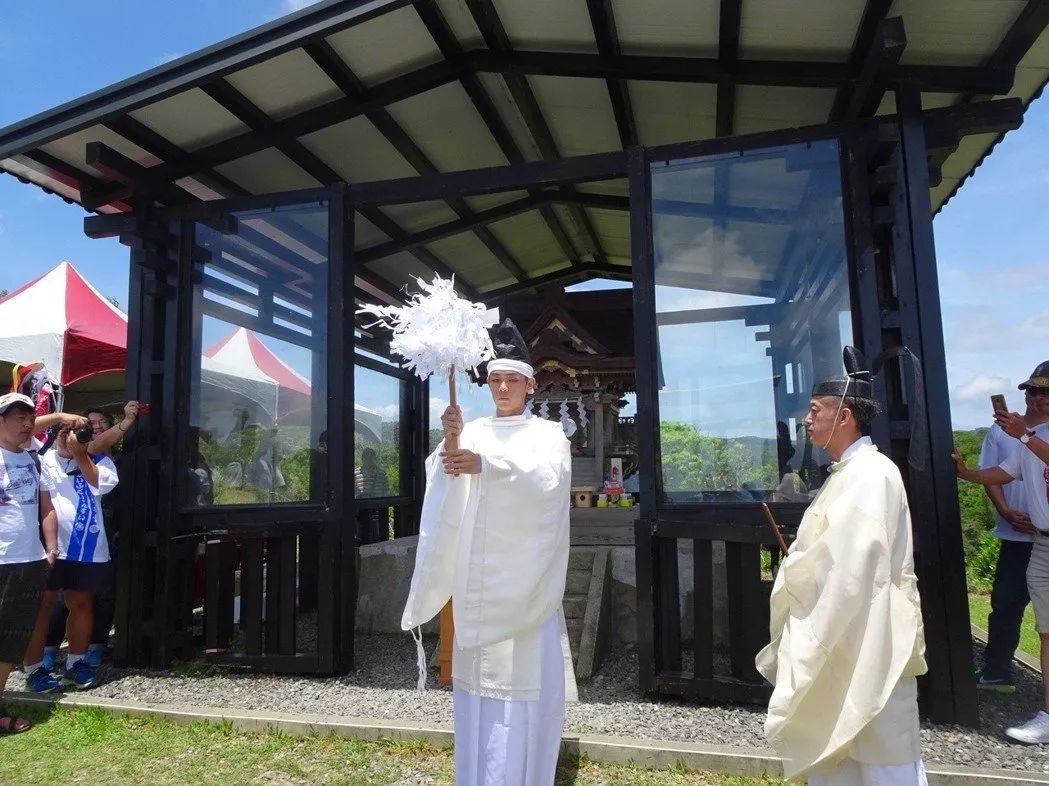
top-left (453, 613), bottom-right (566, 785)
top-left (809, 760), bottom-right (928, 786)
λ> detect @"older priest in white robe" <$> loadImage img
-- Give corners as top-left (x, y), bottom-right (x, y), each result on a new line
top-left (756, 349), bottom-right (928, 785)
top-left (402, 319), bottom-right (576, 786)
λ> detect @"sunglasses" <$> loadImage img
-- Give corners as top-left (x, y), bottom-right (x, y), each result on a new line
top-left (1026, 388), bottom-right (1049, 397)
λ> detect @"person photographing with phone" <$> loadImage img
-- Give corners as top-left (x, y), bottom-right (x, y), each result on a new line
top-left (22, 419), bottom-right (118, 692)
top-left (969, 381), bottom-right (1049, 696)
top-left (954, 360), bottom-right (1049, 742)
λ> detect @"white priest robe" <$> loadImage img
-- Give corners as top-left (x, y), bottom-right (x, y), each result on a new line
top-left (401, 413), bottom-right (577, 785)
top-left (755, 437), bottom-right (928, 782)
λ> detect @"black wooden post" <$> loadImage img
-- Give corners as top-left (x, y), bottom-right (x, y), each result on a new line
top-left (327, 184), bottom-right (357, 672)
top-left (893, 84), bottom-right (979, 725)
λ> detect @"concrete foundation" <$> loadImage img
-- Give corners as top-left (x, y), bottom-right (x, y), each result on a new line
top-left (355, 536), bottom-right (729, 650)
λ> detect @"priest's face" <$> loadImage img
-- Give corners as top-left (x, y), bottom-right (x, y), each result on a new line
top-left (488, 371), bottom-right (533, 417)
top-left (804, 395), bottom-right (850, 449)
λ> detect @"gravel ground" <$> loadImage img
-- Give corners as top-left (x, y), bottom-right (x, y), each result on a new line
top-left (8, 637), bottom-right (1049, 774)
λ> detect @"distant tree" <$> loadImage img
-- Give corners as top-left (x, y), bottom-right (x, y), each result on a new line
top-left (0, 289), bottom-right (7, 299)
top-left (106, 295), bottom-right (121, 309)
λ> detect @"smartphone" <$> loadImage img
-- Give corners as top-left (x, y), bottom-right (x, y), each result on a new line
top-left (991, 394), bottom-right (1008, 414)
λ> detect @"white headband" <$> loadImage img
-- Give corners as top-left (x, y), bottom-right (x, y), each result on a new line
top-left (487, 359), bottom-right (534, 378)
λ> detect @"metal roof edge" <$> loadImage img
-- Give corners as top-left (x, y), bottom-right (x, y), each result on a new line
top-left (935, 76), bottom-right (1049, 216)
top-left (0, 0), bottom-right (411, 160)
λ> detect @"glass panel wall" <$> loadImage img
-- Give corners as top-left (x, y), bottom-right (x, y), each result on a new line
top-left (186, 201), bottom-right (329, 507)
top-left (353, 364), bottom-right (404, 499)
top-left (651, 140), bottom-right (852, 504)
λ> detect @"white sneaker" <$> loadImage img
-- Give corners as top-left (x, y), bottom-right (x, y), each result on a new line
top-left (1006, 711), bottom-right (1049, 744)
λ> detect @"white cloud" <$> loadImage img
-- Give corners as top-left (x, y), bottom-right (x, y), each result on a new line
top-left (953, 374), bottom-right (1010, 402)
top-left (154, 52), bottom-right (185, 66)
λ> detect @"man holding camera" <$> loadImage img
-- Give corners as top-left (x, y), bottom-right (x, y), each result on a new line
top-left (954, 361), bottom-right (1049, 743)
top-left (22, 417), bottom-right (118, 691)
top-left (0, 392), bottom-right (59, 730)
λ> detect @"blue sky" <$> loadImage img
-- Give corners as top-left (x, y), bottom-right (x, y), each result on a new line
top-left (1, 1), bottom-right (1046, 431)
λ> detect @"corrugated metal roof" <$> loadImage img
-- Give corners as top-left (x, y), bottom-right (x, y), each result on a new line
top-left (0, 0), bottom-right (1045, 297)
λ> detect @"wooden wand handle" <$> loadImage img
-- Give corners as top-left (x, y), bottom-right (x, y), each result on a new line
top-left (446, 366), bottom-right (459, 452)
top-left (762, 503), bottom-right (790, 557)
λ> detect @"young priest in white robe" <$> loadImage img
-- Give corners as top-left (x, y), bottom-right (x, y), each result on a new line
top-left (756, 352), bottom-right (928, 785)
top-left (401, 319), bottom-right (576, 785)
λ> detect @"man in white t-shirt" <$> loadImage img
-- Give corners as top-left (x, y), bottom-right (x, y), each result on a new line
top-left (955, 361), bottom-right (1049, 743)
top-left (975, 388), bottom-right (1049, 692)
top-left (22, 424), bottom-right (118, 691)
top-left (0, 392), bottom-right (59, 731)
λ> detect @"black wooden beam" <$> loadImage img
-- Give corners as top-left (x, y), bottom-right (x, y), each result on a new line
top-left (85, 141), bottom-right (191, 207)
top-left (829, 0), bottom-right (894, 121)
top-left (302, 39), bottom-right (528, 283)
top-left (716, 0), bottom-right (743, 138)
top-left (352, 149), bottom-right (627, 205)
top-left (199, 77), bottom-right (478, 300)
top-left (143, 58), bottom-right (465, 186)
top-left (478, 261), bottom-right (630, 303)
top-left (464, 0), bottom-right (609, 266)
top-left (588, 0), bottom-right (638, 147)
top-left (841, 17), bottom-right (907, 121)
top-left (959, 0), bottom-right (1049, 103)
top-left (356, 194), bottom-right (540, 263)
top-left (465, 49), bottom-right (1015, 94)
top-left (14, 150), bottom-right (134, 212)
top-left (414, 1), bottom-right (583, 270)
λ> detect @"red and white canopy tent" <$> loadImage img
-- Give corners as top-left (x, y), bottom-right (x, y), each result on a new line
top-left (0, 261), bottom-right (126, 399)
top-left (0, 264), bottom-right (381, 438)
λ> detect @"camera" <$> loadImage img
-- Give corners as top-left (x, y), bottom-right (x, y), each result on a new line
top-left (74, 425), bottom-right (94, 444)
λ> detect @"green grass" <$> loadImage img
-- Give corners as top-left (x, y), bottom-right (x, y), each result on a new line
top-left (969, 592), bottom-right (1041, 660)
top-left (0, 706), bottom-right (785, 786)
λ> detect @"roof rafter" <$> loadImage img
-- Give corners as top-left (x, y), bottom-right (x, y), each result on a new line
top-left (841, 17), bottom-right (907, 120)
top-left (479, 262), bottom-right (631, 304)
top-left (958, 0), bottom-right (1049, 104)
top-left (413, 0), bottom-right (583, 272)
top-left (356, 194), bottom-right (540, 263)
top-left (829, 0), bottom-right (894, 121)
top-left (302, 39), bottom-right (528, 283)
top-left (588, 0), bottom-right (638, 147)
top-left (199, 77), bottom-right (479, 300)
top-left (464, 49), bottom-right (1014, 94)
top-left (716, 0), bottom-right (743, 138)
top-left (464, 0), bottom-right (609, 267)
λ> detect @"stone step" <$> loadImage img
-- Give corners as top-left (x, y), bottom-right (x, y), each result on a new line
top-left (563, 595), bottom-right (587, 620)
top-left (562, 547), bottom-right (613, 681)
top-left (565, 568), bottom-right (591, 595)
top-left (568, 549), bottom-right (595, 571)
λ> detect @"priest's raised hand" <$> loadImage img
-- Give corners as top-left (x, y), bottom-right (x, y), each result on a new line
top-left (440, 404), bottom-right (463, 440)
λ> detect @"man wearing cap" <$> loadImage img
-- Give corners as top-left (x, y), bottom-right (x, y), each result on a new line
top-left (972, 365), bottom-right (1049, 694)
top-left (402, 319), bottom-right (575, 785)
top-left (756, 349), bottom-right (928, 784)
top-left (954, 361), bottom-right (1049, 743)
top-left (0, 392), bottom-right (59, 732)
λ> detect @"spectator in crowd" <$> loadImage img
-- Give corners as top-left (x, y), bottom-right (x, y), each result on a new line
top-left (355, 447), bottom-right (389, 545)
top-left (43, 402), bottom-right (140, 668)
top-left (23, 422), bottom-right (119, 691)
top-left (954, 361), bottom-right (1049, 743)
top-left (974, 385), bottom-right (1048, 693)
top-left (0, 392), bottom-right (60, 718)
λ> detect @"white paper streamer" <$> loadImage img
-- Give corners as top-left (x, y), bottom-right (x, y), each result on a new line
top-left (577, 396), bottom-right (588, 429)
top-left (356, 275), bottom-right (494, 380)
top-left (539, 400), bottom-right (549, 419)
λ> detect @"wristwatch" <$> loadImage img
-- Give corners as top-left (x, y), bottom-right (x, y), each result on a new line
top-left (1020, 430), bottom-right (1036, 445)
